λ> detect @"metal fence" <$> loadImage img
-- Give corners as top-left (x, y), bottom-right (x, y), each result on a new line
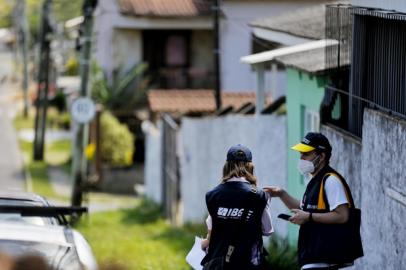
top-left (324, 5), bottom-right (406, 138)
top-left (161, 114), bottom-right (181, 226)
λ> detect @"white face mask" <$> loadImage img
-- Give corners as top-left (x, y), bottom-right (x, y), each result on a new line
top-left (297, 155), bottom-right (320, 176)
top-left (297, 159), bottom-right (315, 176)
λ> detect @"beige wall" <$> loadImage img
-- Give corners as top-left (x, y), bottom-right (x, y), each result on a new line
top-left (112, 29), bottom-right (143, 74)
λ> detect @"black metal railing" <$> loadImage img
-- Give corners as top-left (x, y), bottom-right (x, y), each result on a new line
top-left (324, 5), bottom-right (406, 138)
top-left (148, 67), bottom-right (214, 89)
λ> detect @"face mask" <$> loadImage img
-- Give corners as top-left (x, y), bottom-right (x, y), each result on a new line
top-left (297, 159), bottom-right (314, 176)
top-left (297, 155), bottom-right (320, 176)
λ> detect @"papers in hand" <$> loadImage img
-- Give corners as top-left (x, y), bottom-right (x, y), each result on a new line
top-left (186, 236), bottom-right (205, 270)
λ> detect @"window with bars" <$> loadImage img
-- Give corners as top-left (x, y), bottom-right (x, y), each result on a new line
top-left (323, 5), bottom-right (406, 138)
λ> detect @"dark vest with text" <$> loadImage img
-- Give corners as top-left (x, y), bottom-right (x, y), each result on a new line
top-left (298, 165), bottom-right (352, 266)
top-left (202, 181), bottom-right (267, 269)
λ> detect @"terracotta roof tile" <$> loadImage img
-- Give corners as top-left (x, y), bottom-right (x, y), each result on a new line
top-left (118, 0), bottom-right (212, 17)
top-left (148, 89), bottom-right (270, 114)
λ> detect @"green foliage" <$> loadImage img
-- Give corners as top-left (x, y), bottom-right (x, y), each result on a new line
top-left (52, 0), bottom-right (82, 23)
top-left (64, 56), bottom-right (79, 76)
top-left (100, 111), bottom-right (134, 167)
top-left (91, 61), bottom-right (149, 110)
top-left (49, 90), bottom-right (67, 112)
top-left (0, 0), bottom-right (12, 28)
top-left (266, 236), bottom-right (299, 270)
top-left (47, 109), bottom-right (70, 130)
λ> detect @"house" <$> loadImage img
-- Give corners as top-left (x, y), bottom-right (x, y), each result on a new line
top-left (93, 0), bottom-right (338, 92)
top-left (93, 0), bottom-right (214, 89)
top-left (244, 1), bottom-right (406, 269)
top-left (241, 2), bottom-right (348, 243)
top-left (323, 2), bottom-right (406, 269)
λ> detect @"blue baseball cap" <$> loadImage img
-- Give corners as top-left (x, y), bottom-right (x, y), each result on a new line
top-left (226, 144), bottom-right (252, 162)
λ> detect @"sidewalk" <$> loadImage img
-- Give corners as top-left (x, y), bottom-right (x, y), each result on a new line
top-left (47, 165), bottom-right (138, 213)
top-left (0, 49), bottom-right (26, 192)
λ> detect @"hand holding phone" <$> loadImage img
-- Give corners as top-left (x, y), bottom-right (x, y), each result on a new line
top-left (277, 213), bottom-right (292, 221)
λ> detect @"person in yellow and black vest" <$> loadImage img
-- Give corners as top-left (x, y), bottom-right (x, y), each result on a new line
top-left (201, 144), bottom-right (273, 270)
top-left (264, 132), bottom-right (363, 270)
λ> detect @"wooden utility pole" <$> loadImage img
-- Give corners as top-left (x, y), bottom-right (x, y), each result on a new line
top-left (213, 0), bottom-right (221, 110)
top-left (33, 0), bottom-right (53, 161)
top-left (71, 0), bottom-right (98, 207)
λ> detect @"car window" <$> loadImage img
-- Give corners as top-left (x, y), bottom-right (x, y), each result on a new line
top-left (0, 213), bottom-right (47, 226)
top-left (0, 199), bottom-right (58, 226)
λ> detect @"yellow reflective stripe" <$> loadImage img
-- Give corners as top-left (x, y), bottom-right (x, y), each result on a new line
top-left (317, 178), bottom-right (327, 210)
top-left (317, 173), bottom-right (353, 210)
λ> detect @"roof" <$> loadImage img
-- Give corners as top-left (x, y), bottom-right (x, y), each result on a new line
top-left (241, 39), bottom-right (338, 65)
top-left (275, 45), bottom-right (350, 74)
top-left (250, 1), bottom-right (349, 40)
top-left (148, 90), bottom-right (270, 114)
top-left (117, 0), bottom-right (212, 17)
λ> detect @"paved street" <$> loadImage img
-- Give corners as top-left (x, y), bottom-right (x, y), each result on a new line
top-left (0, 48), bottom-right (26, 191)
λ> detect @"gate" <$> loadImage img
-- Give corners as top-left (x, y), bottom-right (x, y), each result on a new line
top-left (161, 114), bottom-right (181, 225)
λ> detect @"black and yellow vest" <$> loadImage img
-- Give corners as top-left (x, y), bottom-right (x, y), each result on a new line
top-left (298, 165), bottom-right (356, 266)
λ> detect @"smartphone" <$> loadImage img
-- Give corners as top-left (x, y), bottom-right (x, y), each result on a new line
top-left (277, 213), bottom-right (292, 221)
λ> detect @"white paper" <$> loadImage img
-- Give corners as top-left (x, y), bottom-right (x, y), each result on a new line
top-left (186, 236), bottom-right (205, 270)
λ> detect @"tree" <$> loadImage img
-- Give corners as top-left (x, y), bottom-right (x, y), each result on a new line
top-left (0, 0), bottom-right (13, 28)
top-left (91, 62), bottom-right (149, 111)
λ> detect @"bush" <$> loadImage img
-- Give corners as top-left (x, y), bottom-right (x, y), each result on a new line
top-left (100, 111), bottom-right (135, 167)
top-left (65, 57), bottom-right (79, 76)
top-left (49, 90), bottom-right (67, 112)
top-left (47, 109), bottom-right (70, 130)
top-left (266, 236), bottom-right (299, 270)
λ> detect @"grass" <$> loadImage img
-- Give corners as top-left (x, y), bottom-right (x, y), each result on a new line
top-left (76, 199), bottom-right (206, 270)
top-left (13, 113), bottom-right (35, 130)
top-left (13, 112), bottom-right (297, 270)
top-left (13, 112), bottom-right (208, 270)
top-left (14, 113), bottom-right (70, 200)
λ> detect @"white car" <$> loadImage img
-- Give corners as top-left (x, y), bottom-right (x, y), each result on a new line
top-left (0, 191), bottom-right (98, 270)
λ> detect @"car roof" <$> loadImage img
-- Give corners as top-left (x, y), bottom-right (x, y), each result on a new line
top-left (0, 190), bottom-right (48, 204)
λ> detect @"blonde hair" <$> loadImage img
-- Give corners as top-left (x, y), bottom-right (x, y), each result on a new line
top-left (221, 161), bottom-right (257, 186)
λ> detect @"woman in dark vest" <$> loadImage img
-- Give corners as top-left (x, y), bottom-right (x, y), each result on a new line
top-left (265, 132), bottom-right (362, 270)
top-left (201, 144), bottom-right (273, 270)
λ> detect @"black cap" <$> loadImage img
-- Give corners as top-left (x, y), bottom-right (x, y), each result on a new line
top-left (291, 132), bottom-right (332, 153)
top-left (226, 144), bottom-right (252, 162)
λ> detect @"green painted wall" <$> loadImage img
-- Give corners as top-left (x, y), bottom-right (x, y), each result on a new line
top-left (285, 68), bottom-right (327, 244)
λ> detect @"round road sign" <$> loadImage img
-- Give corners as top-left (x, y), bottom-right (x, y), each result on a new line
top-left (70, 97), bottom-right (96, 124)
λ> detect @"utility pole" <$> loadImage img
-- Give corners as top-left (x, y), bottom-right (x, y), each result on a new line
top-left (33, 0), bottom-right (53, 161)
top-left (213, 0), bottom-right (222, 110)
top-left (71, 0), bottom-right (98, 207)
top-left (20, 0), bottom-right (30, 117)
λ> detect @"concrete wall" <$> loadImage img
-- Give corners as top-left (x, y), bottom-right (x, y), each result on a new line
top-left (179, 114), bottom-right (289, 237)
top-left (352, 0), bottom-right (406, 12)
top-left (321, 109), bottom-right (406, 270)
top-left (143, 120), bottom-right (163, 204)
top-left (321, 125), bottom-right (362, 207)
top-left (112, 29), bottom-right (142, 74)
top-left (359, 109), bottom-right (406, 270)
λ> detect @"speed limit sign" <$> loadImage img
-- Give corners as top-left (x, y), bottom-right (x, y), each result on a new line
top-left (70, 97), bottom-right (96, 124)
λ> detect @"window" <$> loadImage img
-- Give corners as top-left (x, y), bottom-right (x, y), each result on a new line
top-left (304, 108), bottom-right (320, 135)
top-left (323, 5), bottom-right (406, 138)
